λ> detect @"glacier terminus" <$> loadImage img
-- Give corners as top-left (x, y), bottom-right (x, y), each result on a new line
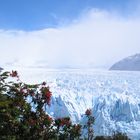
top-left (15, 68), bottom-right (140, 140)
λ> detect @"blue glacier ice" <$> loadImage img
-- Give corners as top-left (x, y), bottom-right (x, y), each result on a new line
top-left (15, 68), bottom-right (140, 140)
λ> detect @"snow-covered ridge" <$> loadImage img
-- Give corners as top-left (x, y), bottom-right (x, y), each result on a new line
top-left (110, 53), bottom-right (140, 71)
top-left (12, 68), bottom-right (140, 139)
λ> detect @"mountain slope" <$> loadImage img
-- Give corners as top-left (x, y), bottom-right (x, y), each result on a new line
top-left (110, 54), bottom-right (140, 71)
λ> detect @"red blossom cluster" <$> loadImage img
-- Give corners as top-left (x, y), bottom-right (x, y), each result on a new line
top-left (73, 124), bottom-right (81, 133)
top-left (42, 87), bottom-right (52, 105)
top-left (42, 82), bottom-right (46, 86)
top-left (45, 115), bottom-right (53, 125)
top-left (85, 109), bottom-right (92, 116)
top-left (0, 70), bottom-right (83, 139)
top-left (55, 117), bottom-right (71, 127)
top-left (10, 70), bottom-right (18, 78)
top-left (60, 117), bottom-right (71, 126)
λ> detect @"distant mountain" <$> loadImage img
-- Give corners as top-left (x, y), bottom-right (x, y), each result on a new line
top-left (110, 54), bottom-right (140, 71)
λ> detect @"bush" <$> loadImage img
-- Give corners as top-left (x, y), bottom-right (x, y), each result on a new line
top-left (83, 109), bottom-right (95, 140)
top-left (94, 136), bottom-right (112, 140)
top-left (112, 132), bottom-right (131, 140)
top-left (0, 70), bottom-right (131, 140)
top-left (94, 132), bottom-right (131, 140)
top-left (0, 71), bottom-right (81, 140)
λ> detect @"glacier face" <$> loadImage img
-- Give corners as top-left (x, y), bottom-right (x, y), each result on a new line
top-left (16, 68), bottom-right (140, 139)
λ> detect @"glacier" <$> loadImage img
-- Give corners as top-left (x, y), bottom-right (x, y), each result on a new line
top-left (9, 68), bottom-right (140, 140)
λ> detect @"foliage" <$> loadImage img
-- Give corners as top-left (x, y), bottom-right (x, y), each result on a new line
top-left (94, 136), bottom-right (112, 140)
top-left (0, 70), bottom-right (81, 140)
top-left (94, 132), bottom-right (131, 140)
top-left (84, 109), bottom-right (95, 140)
top-left (0, 70), bottom-right (132, 140)
top-left (112, 132), bottom-right (131, 140)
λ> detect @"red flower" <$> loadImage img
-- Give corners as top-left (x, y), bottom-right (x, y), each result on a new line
top-left (45, 115), bottom-right (53, 125)
top-left (60, 117), bottom-right (71, 126)
top-left (85, 109), bottom-right (92, 116)
top-left (45, 91), bottom-right (51, 98)
top-left (45, 91), bottom-right (52, 105)
top-left (10, 70), bottom-right (18, 78)
top-left (42, 82), bottom-right (46, 86)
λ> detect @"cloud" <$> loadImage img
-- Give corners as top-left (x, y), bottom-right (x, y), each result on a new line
top-left (1, 9), bottom-right (140, 69)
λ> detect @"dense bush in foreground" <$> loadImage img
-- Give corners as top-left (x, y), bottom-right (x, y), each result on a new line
top-left (0, 71), bottom-right (131, 140)
top-left (94, 132), bottom-right (131, 140)
top-left (0, 71), bottom-right (82, 140)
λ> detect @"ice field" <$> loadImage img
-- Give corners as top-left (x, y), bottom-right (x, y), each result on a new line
top-left (8, 68), bottom-right (140, 139)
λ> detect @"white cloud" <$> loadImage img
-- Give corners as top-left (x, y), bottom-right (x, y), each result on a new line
top-left (1, 9), bottom-right (140, 69)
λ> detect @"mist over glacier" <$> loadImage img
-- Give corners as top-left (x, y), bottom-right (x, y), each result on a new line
top-left (11, 68), bottom-right (140, 140)
top-left (1, 8), bottom-right (140, 69)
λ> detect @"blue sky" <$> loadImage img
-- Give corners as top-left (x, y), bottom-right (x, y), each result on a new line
top-left (0, 0), bottom-right (140, 69)
top-left (0, 0), bottom-right (138, 30)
